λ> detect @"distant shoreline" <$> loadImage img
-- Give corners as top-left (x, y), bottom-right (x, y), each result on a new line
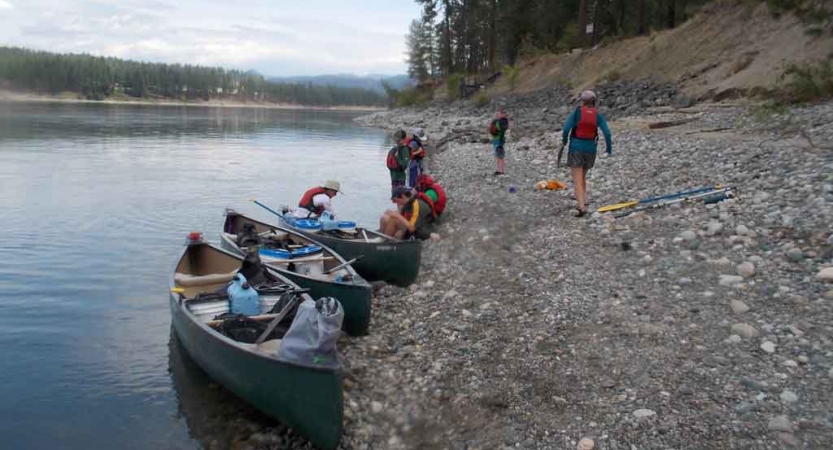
top-left (0, 89), bottom-right (387, 112)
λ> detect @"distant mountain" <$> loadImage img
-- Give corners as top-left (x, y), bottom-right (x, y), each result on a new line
top-left (268, 74), bottom-right (412, 94)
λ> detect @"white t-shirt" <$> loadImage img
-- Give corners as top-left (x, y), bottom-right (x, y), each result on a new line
top-left (293, 193), bottom-right (333, 218)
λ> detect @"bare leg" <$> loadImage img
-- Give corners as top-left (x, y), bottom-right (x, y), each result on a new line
top-left (380, 211), bottom-right (397, 237)
top-left (497, 157), bottom-right (505, 174)
top-left (572, 167), bottom-right (586, 211)
top-left (582, 167), bottom-right (589, 204)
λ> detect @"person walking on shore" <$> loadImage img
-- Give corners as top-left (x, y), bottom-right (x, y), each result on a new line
top-left (386, 130), bottom-right (411, 189)
top-left (489, 108), bottom-right (510, 175)
top-left (561, 90), bottom-right (612, 217)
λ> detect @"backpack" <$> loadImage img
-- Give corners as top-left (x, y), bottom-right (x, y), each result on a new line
top-left (488, 120), bottom-right (498, 136)
top-left (386, 146), bottom-right (402, 170)
top-left (406, 136), bottom-right (426, 160)
top-left (571, 107), bottom-right (598, 140)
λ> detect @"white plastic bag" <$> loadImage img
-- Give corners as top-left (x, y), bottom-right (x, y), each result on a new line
top-left (277, 297), bottom-right (343, 369)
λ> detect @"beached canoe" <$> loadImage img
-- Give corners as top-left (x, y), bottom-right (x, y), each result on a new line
top-left (272, 213), bottom-right (421, 287)
top-left (220, 209), bottom-right (372, 336)
top-left (169, 236), bottom-right (343, 450)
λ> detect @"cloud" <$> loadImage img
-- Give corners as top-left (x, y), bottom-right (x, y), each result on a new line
top-left (0, 0), bottom-right (13, 10)
top-left (0, 0), bottom-right (421, 76)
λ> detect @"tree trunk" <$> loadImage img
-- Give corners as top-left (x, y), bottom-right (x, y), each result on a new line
top-left (666, 0), bottom-right (677, 29)
top-left (592, 0), bottom-right (605, 45)
top-left (637, 0), bottom-right (647, 35)
top-left (618, 0), bottom-right (626, 33)
top-left (488, 0), bottom-right (496, 70)
top-left (578, 0), bottom-right (588, 47)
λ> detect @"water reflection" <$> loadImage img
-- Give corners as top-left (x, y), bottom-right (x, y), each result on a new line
top-left (0, 102), bottom-right (389, 449)
top-left (168, 330), bottom-right (274, 450)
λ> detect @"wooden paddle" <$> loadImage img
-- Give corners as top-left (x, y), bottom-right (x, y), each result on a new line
top-left (266, 256), bottom-right (336, 264)
top-left (322, 256), bottom-right (363, 274)
top-left (255, 289), bottom-right (310, 346)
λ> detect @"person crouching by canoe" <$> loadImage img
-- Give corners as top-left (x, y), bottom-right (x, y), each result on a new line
top-left (416, 173), bottom-right (446, 220)
top-left (488, 108), bottom-right (509, 175)
top-left (293, 180), bottom-right (340, 219)
top-left (386, 130), bottom-right (411, 189)
top-left (379, 186), bottom-right (435, 240)
top-left (406, 128), bottom-right (427, 188)
top-left (561, 90), bottom-right (612, 217)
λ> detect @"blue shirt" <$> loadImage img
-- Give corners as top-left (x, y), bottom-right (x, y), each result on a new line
top-left (561, 107), bottom-right (612, 155)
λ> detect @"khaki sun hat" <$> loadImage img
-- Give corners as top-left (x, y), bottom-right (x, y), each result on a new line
top-left (323, 180), bottom-right (341, 192)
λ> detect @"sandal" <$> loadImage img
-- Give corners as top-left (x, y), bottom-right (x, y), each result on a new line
top-left (574, 207), bottom-right (587, 218)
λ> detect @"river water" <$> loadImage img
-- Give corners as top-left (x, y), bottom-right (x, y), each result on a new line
top-left (0, 102), bottom-right (393, 449)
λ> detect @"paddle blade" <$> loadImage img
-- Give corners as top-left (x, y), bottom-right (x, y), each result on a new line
top-left (597, 201), bottom-right (638, 213)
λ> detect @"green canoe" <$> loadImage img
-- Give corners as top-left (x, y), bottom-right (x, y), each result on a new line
top-left (273, 213), bottom-right (421, 287)
top-left (221, 209), bottom-right (372, 336)
top-left (169, 238), bottom-right (343, 450)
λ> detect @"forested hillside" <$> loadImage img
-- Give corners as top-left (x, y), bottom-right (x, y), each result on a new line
top-left (405, 0), bottom-right (832, 81)
top-left (0, 47), bottom-right (387, 107)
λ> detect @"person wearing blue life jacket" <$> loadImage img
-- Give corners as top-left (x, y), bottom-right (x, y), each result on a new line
top-left (561, 90), bottom-right (612, 217)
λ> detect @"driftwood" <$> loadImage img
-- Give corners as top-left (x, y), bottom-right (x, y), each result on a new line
top-left (648, 118), bottom-right (697, 129)
top-left (684, 127), bottom-right (734, 135)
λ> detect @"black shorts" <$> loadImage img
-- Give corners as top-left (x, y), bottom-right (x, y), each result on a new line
top-left (567, 152), bottom-right (596, 170)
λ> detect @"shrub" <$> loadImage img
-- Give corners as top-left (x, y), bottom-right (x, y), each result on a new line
top-left (777, 59), bottom-right (833, 103)
top-left (473, 92), bottom-right (491, 107)
top-left (396, 87), bottom-right (432, 107)
top-left (503, 64), bottom-right (520, 91)
top-left (446, 73), bottom-right (463, 101)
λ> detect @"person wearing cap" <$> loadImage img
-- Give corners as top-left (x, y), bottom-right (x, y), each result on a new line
top-left (379, 186), bottom-right (434, 240)
top-left (406, 127), bottom-right (427, 188)
top-left (489, 108), bottom-right (510, 175)
top-left (387, 130), bottom-right (411, 189)
top-left (561, 90), bottom-right (612, 217)
top-left (293, 180), bottom-right (340, 219)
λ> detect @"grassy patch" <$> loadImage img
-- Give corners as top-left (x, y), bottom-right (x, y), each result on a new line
top-left (503, 64), bottom-right (521, 91)
top-left (602, 69), bottom-right (622, 82)
top-left (751, 100), bottom-right (788, 121)
top-left (473, 92), bottom-right (491, 107)
top-left (446, 74), bottom-right (463, 101)
top-left (553, 75), bottom-right (573, 89)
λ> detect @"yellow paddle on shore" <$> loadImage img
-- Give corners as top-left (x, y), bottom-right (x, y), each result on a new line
top-left (597, 185), bottom-right (723, 213)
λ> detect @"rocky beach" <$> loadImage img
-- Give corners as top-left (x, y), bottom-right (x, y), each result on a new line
top-left (331, 87), bottom-right (833, 450)
top-left (224, 85), bottom-right (832, 450)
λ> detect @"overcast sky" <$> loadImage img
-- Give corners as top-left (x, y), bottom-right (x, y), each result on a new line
top-left (0, 0), bottom-right (421, 76)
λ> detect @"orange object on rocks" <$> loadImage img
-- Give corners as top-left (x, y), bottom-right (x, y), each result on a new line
top-left (536, 179), bottom-right (567, 191)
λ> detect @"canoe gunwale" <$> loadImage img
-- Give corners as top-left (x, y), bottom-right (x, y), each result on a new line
top-left (169, 242), bottom-right (337, 373)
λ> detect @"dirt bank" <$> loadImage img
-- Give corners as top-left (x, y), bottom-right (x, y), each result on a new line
top-left (484, 0), bottom-right (833, 103)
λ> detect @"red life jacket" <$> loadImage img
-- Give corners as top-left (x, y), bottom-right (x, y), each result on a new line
top-left (405, 136), bottom-right (426, 160)
top-left (573, 107), bottom-right (598, 140)
top-left (416, 174), bottom-right (446, 215)
top-left (298, 187), bottom-right (327, 216)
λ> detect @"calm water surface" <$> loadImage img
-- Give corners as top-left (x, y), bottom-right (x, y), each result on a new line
top-left (0, 102), bottom-right (393, 449)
